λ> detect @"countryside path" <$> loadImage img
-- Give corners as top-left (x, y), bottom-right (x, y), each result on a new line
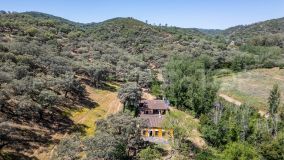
top-left (219, 93), bottom-right (267, 117)
top-left (219, 93), bottom-right (242, 106)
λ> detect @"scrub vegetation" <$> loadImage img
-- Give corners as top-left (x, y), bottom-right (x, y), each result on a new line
top-left (1, 11), bottom-right (284, 159)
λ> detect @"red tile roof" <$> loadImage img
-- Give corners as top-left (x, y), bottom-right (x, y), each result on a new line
top-left (140, 100), bottom-right (169, 110)
top-left (140, 114), bottom-right (164, 127)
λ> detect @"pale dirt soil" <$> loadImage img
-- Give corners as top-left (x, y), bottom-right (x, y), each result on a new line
top-left (142, 88), bottom-right (156, 100)
top-left (219, 93), bottom-right (267, 117)
top-left (219, 67), bottom-right (284, 114)
top-left (163, 108), bottom-right (206, 159)
top-left (219, 93), bottom-right (242, 106)
top-left (170, 108), bottom-right (206, 149)
top-left (32, 83), bottom-right (122, 160)
top-left (33, 78), bottom-right (208, 159)
top-left (189, 129), bottom-right (207, 149)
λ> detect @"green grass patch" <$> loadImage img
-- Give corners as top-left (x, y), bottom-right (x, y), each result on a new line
top-left (214, 68), bottom-right (234, 78)
top-left (162, 108), bottom-right (199, 138)
top-left (219, 68), bottom-right (284, 111)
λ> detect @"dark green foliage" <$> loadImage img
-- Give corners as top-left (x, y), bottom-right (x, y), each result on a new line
top-left (25, 27), bottom-right (38, 36)
top-left (231, 53), bottom-right (256, 71)
top-left (1, 11), bottom-right (284, 159)
top-left (201, 103), bottom-right (259, 147)
top-left (221, 142), bottom-right (260, 160)
top-left (268, 84), bottom-right (281, 115)
top-left (200, 98), bottom-right (284, 159)
top-left (84, 113), bottom-right (148, 159)
top-left (118, 82), bottom-right (142, 114)
top-left (248, 34), bottom-right (284, 47)
top-left (137, 70), bottom-right (152, 88)
top-left (0, 12), bottom-right (92, 153)
top-left (239, 45), bottom-right (283, 68)
top-left (55, 113), bottom-right (149, 160)
top-left (195, 150), bottom-right (218, 160)
top-left (38, 90), bottom-right (58, 107)
top-left (138, 146), bottom-right (162, 160)
top-left (53, 134), bottom-right (81, 160)
top-left (165, 57), bottom-right (219, 117)
top-left (88, 66), bottom-right (110, 87)
top-left (268, 84), bottom-right (281, 137)
top-left (150, 79), bottom-right (162, 98)
top-left (0, 43), bottom-right (9, 52)
top-left (223, 17), bottom-right (284, 44)
top-left (62, 75), bottom-right (85, 98)
top-left (259, 132), bottom-right (284, 160)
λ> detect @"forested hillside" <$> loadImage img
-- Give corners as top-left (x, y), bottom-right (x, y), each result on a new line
top-left (1, 11), bottom-right (284, 159)
top-left (224, 17), bottom-right (284, 44)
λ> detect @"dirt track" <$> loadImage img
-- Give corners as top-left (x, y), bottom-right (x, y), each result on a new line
top-left (219, 93), bottom-right (242, 106)
top-left (219, 93), bottom-right (267, 117)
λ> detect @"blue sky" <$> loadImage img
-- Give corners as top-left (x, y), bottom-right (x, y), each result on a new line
top-left (1, 0), bottom-right (284, 29)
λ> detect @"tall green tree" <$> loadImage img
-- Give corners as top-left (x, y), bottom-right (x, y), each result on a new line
top-left (268, 84), bottom-right (281, 136)
top-left (221, 142), bottom-right (260, 160)
top-left (259, 132), bottom-right (284, 160)
top-left (60, 73), bottom-right (86, 98)
top-left (55, 113), bottom-right (148, 160)
top-left (118, 82), bottom-right (142, 114)
top-left (138, 146), bottom-right (162, 160)
top-left (165, 57), bottom-right (219, 117)
top-left (268, 84), bottom-right (281, 116)
top-left (88, 66), bottom-right (109, 88)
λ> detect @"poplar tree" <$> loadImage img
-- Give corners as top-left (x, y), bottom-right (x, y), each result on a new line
top-left (268, 84), bottom-right (281, 136)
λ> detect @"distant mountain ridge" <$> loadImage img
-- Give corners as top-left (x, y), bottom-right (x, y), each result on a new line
top-left (223, 17), bottom-right (284, 39)
top-left (8, 11), bottom-right (284, 39)
top-left (195, 17), bottom-right (284, 40)
top-left (1, 11), bottom-right (284, 159)
top-left (22, 11), bottom-right (84, 26)
top-left (195, 28), bottom-right (223, 36)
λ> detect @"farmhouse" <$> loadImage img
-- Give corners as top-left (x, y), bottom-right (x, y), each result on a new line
top-left (139, 100), bottom-right (173, 140)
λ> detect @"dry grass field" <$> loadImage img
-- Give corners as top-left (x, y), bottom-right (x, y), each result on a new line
top-left (71, 83), bottom-right (122, 136)
top-left (219, 68), bottom-right (284, 112)
top-left (33, 83), bottom-right (122, 159)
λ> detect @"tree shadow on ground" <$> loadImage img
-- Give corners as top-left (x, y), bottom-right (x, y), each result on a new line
top-left (80, 77), bottom-right (117, 92)
top-left (0, 103), bottom-right (89, 159)
top-left (0, 77), bottom-right (101, 159)
top-left (0, 123), bottom-right (53, 155)
top-left (75, 97), bottom-right (99, 109)
top-left (1, 152), bottom-right (38, 160)
top-left (100, 82), bottom-right (117, 92)
top-left (68, 123), bottom-right (88, 136)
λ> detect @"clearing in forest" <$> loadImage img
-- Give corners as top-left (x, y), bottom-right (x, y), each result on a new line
top-left (33, 82), bottom-right (122, 159)
top-left (219, 68), bottom-right (284, 111)
top-left (71, 83), bottom-right (122, 136)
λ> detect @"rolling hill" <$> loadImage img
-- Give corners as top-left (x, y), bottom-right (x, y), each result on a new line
top-left (1, 11), bottom-right (284, 159)
top-left (223, 17), bottom-right (284, 38)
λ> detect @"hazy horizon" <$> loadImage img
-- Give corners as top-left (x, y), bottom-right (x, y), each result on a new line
top-left (1, 0), bottom-right (284, 29)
